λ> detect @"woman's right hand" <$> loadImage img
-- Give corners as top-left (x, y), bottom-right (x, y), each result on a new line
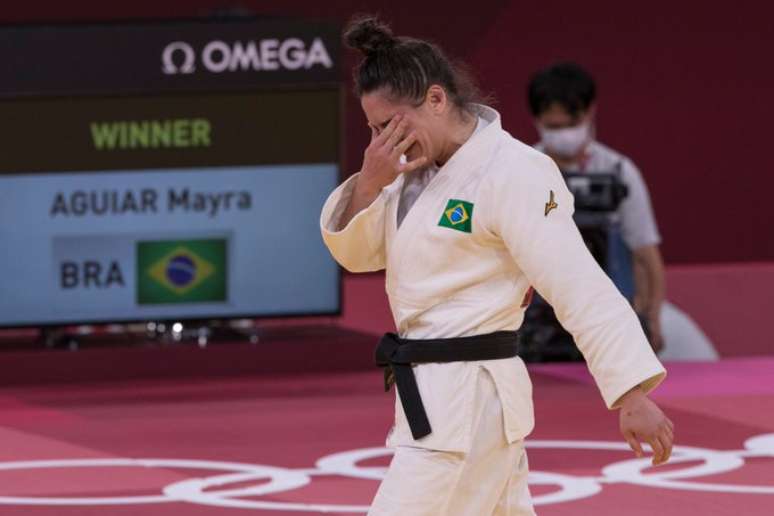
top-left (357, 114), bottom-right (428, 196)
top-left (337, 114), bottom-right (428, 230)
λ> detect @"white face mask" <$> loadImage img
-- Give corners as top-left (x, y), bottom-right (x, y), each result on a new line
top-left (538, 122), bottom-right (592, 158)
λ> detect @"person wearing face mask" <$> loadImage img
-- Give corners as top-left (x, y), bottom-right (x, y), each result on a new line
top-left (529, 62), bottom-right (666, 353)
top-left (321, 17), bottom-right (674, 515)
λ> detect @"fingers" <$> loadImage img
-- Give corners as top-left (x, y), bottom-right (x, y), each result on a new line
top-left (658, 432), bottom-right (673, 464)
top-left (624, 432), bottom-right (644, 458)
top-left (649, 436), bottom-right (665, 465)
top-left (658, 419), bottom-right (674, 464)
top-left (399, 156), bottom-right (429, 174)
top-left (619, 396), bottom-right (674, 466)
top-left (625, 431), bottom-right (672, 466)
top-left (364, 114), bottom-right (427, 177)
top-left (374, 115), bottom-right (402, 146)
top-left (664, 423), bottom-right (674, 441)
top-left (393, 131), bottom-right (418, 156)
top-left (384, 118), bottom-right (409, 151)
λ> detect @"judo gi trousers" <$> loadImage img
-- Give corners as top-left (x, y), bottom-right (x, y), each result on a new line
top-left (368, 369), bottom-right (536, 516)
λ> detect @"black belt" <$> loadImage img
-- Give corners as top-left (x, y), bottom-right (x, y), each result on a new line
top-left (375, 331), bottom-right (521, 440)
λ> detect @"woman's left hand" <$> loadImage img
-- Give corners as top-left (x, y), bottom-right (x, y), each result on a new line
top-left (618, 387), bottom-right (674, 465)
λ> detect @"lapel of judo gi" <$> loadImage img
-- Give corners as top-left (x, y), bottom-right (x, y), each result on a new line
top-left (384, 106), bottom-right (503, 331)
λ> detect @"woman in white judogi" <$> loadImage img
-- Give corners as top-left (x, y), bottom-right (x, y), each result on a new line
top-left (320, 17), bottom-right (675, 515)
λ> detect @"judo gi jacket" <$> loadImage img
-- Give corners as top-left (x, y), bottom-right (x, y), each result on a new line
top-left (320, 105), bottom-right (666, 452)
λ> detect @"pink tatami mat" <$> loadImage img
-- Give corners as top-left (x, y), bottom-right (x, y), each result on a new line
top-left (0, 358), bottom-right (771, 515)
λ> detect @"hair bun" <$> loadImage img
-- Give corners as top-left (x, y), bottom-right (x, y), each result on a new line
top-left (344, 16), bottom-right (395, 56)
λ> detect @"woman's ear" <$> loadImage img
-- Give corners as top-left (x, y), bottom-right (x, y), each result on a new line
top-left (425, 84), bottom-right (448, 115)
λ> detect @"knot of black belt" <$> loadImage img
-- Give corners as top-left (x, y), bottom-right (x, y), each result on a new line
top-left (375, 331), bottom-right (521, 440)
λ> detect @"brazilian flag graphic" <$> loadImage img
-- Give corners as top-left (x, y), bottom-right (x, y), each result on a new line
top-left (438, 199), bottom-right (474, 233)
top-left (136, 239), bottom-right (227, 305)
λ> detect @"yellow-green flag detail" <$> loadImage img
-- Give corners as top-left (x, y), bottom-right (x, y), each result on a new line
top-left (137, 239), bottom-right (227, 304)
top-left (438, 199), bottom-right (474, 233)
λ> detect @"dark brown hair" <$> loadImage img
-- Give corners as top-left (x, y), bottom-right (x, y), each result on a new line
top-left (343, 16), bottom-right (485, 113)
top-left (528, 62), bottom-right (597, 117)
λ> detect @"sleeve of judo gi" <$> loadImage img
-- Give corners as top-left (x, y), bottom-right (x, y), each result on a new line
top-left (485, 150), bottom-right (666, 409)
top-left (319, 173), bottom-right (388, 273)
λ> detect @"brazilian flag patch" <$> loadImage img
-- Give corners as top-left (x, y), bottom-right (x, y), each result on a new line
top-left (438, 199), bottom-right (474, 233)
top-left (136, 238), bottom-right (227, 305)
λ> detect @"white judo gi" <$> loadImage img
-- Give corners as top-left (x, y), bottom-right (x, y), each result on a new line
top-left (320, 105), bottom-right (666, 515)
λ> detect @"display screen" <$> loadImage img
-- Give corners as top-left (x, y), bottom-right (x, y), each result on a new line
top-left (0, 31), bottom-right (342, 327)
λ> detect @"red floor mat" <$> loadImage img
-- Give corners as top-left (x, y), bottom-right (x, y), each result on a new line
top-left (0, 358), bottom-right (772, 515)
